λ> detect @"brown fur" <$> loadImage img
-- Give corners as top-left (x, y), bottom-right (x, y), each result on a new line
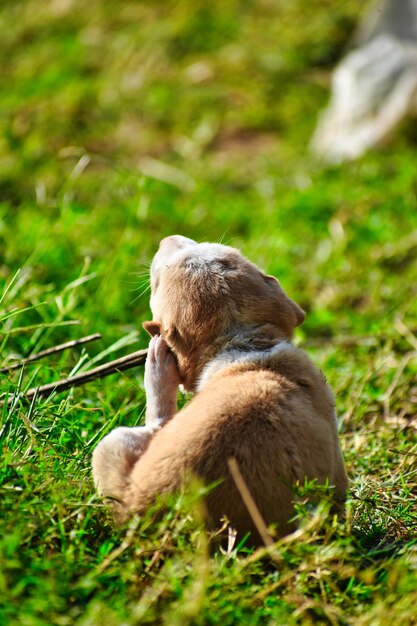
top-left (92, 236), bottom-right (348, 545)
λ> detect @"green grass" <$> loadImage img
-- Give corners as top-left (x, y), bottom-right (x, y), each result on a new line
top-left (1, 0), bottom-right (417, 624)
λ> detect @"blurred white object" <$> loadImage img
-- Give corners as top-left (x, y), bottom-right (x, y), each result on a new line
top-left (311, 0), bottom-right (417, 163)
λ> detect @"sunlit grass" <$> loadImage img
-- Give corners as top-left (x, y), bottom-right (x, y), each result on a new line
top-left (1, 0), bottom-right (417, 624)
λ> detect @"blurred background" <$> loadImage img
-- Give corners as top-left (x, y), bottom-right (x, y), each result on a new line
top-left (1, 0), bottom-right (416, 360)
top-left (0, 0), bottom-right (417, 626)
top-left (2, 6), bottom-right (417, 623)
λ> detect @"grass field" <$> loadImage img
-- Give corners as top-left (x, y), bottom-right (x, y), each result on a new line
top-left (1, 1), bottom-right (417, 624)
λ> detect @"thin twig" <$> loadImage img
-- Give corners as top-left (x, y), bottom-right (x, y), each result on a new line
top-left (227, 457), bottom-right (274, 548)
top-left (3, 348), bottom-right (148, 405)
top-left (394, 318), bottom-right (417, 351)
top-left (0, 333), bottom-right (102, 373)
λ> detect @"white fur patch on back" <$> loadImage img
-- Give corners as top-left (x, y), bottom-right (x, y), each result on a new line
top-left (196, 341), bottom-right (297, 392)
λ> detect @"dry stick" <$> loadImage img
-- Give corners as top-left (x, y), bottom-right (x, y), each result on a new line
top-left (4, 348), bottom-right (148, 405)
top-left (0, 333), bottom-right (102, 374)
top-left (227, 457), bottom-right (275, 548)
top-left (394, 317), bottom-right (417, 351)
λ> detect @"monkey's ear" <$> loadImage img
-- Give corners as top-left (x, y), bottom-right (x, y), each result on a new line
top-left (263, 274), bottom-right (305, 331)
top-left (142, 321), bottom-right (161, 337)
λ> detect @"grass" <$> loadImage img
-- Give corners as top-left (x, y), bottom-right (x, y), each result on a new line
top-left (1, 0), bottom-right (417, 624)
